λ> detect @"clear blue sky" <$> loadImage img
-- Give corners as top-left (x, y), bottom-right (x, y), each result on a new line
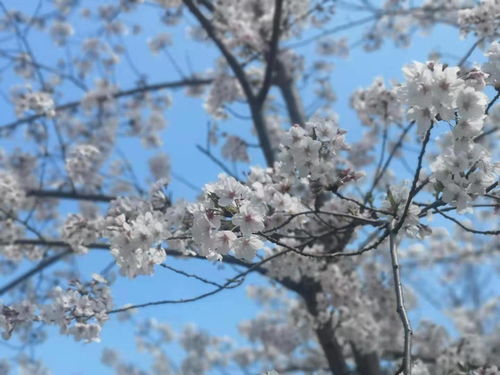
top-left (0, 1), bottom-right (489, 373)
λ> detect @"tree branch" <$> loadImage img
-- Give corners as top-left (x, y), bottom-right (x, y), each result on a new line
top-left (365, 122), bottom-right (414, 202)
top-left (0, 238), bottom-right (260, 297)
top-left (276, 58), bottom-right (306, 124)
top-left (0, 78), bottom-right (212, 133)
top-left (196, 145), bottom-right (240, 180)
top-left (434, 208), bottom-right (500, 235)
top-left (394, 124), bottom-right (433, 234)
top-left (0, 249), bottom-right (71, 296)
top-left (256, 0), bottom-right (283, 104)
top-left (389, 221), bottom-right (413, 375)
top-left (107, 247), bottom-right (291, 314)
top-left (26, 189), bottom-right (116, 202)
top-left (182, 0), bottom-right (276, 166)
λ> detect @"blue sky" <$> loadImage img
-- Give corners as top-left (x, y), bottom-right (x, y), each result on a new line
top-left (0, 1), bottom-right (492, 373)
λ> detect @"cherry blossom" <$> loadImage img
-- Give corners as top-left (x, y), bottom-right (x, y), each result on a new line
top-left (0, 1), bottom-right (498, 374)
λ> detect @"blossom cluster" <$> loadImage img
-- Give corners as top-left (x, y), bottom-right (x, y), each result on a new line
top-left (148, 32), bottom-right (172, 54)
top-left (102, 196), bottom-right (173, 278)
top-left (458, 0), bottom-right (500, 39)
top-left (277, 119), bottom-right (361, 189)
top-left (49, 20), bottom-right (74, 46)
top-left (350, 77), bottom-right (403, 127)
top-left (398, 58), bottom-right (498, 211)
top-left (190, 174), bottom-right (265, 261)
top-left (65, 144), bottom-right (103, 186)
top-left (381, 182), bottom-right (428, 238)
top-left (211, 0), bottom-right (309, 52)
top-left (62, 214), bottom-right (102, 254)
top-left (0, 277), bottom-right (112, 343)
top-left (204, 73), bottom-right (243, 119)
top-left (483, 41), bottom-right (500, 88)
top-left (0, 171), bottom-right (25, 212)
top-left (12, 89), bottom-right (56, 118)
top-left (221, 135), bottom-right (249, 163)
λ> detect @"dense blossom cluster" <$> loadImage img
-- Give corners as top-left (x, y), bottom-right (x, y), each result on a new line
top-left (65, 144), bottom-right (103, 187)
top-left (0, 172), bottom-right (25, 212)
top-left (483, 41), bottom-right (500, 88)
top-left (458, 0), bottom-right (500, 39)
top-left (277, 119), bottom-right (362, 189)
top-left (190, 174), bottom-right (265, 261)
top-left (12, 89), bottom-right (56, 118)
top-left (93, 192), bottom-right (173, 278)
top-left (211, 0), bottom-right (309, 52)
top-left (0, 0), bottom-right (498, 374)
top-left (0, 277), bottom-right (111, 343)
top-left (205, 73), bottom-right (243, 118)
top-left (398, 59), bottom-right (499, 211)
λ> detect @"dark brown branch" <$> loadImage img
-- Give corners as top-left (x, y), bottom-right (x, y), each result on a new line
top-left (351, 344), bottom-right (381, 375)
top-left (196, 144), bottom-right (240, 180)
top-left (26, 189), bottom-right (116, 202)
top-left (182, 0), bottom-right (275, 166)
top-left (394, 124), bottom-right (433, 234)
top-left (485, 88), bottom-right (500, 115)
top-left (276, 58), bottom-right (305, 124)
top-left (0, 249), bottom-right (71, 296)
top-left (365, 122), bottom-right (414, 202)
top-left (434, 208), bottom-right (500, 235)
top-left (159, 263), bottom-right (225, 288)
top-left (256, 0), bottom-right (283, 104)
top-left (182, 0), bottom-right (254, 101)
top-left (302, 287), bottom-right (350, 375)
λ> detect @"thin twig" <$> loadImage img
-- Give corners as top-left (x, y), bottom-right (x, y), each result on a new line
top-left (485, 89), bottom-right (500, 115)
top-left (196, 145), bottom-right (240, 180)
top-left (434, 208), bottom-right (500, 235)
top-left (457, 37), bottom-right (484, 67)
top-left (107, 248), bottom-right (292, 314)
top-left (160, 263), bottom-right (225, 288)
top-left (365, 122), bottom-right (414, 202)
top-left (394, 124), bottom-right (433, 233)
top-left (389, 221), bottom-right (413, 375)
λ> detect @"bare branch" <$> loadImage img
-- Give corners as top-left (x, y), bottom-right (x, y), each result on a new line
top-left (276, 58), bottom-right (306, 124)
top-left (434, 208), bottom-right (500, 236)
top-left (457, 37), bottom-right (484, 67)
top-left (389, 221), bottom-right (413, 375)
top-left (196, 145), bottom-right (240, 180)
top-left (256, 0), bottom-right (284, 104)
top-left (485, 88), bottom-right (500, 115)
top-left (0, 249), bottom-right (71, 296)
top-left (107, 248), bottom-right (292, 314)
top-left (394, 124), bottom-right (433, 234)
top-left (26, 189), bottom-right (116, 202)
top-left (365, 122), bottom-right (414, 202)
